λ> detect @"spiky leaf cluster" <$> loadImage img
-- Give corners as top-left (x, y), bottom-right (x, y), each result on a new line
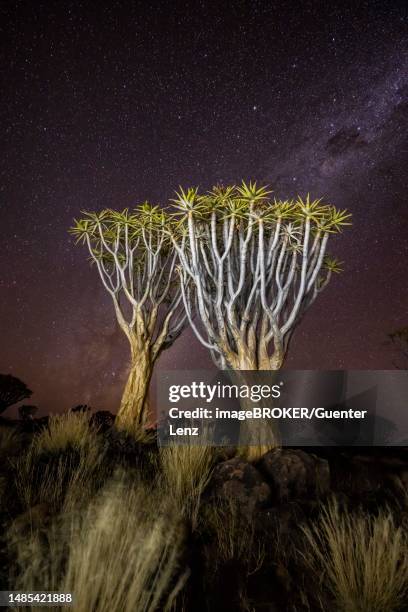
top-left (171, 181), bottom-right (352, 235)
top-left (70, 203), bottom-right (173, 265)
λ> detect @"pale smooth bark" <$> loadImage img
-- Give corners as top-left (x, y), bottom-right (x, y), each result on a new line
top-left (173, 211), bottom-right (330, 372)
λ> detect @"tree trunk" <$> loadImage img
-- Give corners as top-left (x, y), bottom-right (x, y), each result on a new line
top-left (229, 367), bottom-right (281, 461)
top-left (238, 396), bottom-right (281, 461)
top-left (115, 347), bottom-right (153, 431)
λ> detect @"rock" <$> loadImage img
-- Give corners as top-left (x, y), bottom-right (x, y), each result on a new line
top-left (258, 449), bottom-right (330, 503)
top-left (90, 410), bottom-right (115, 431)
top-left (210, 457), bottom-right (271, 516)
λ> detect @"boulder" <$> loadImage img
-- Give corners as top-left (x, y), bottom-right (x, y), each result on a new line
top-left (258, 449), bottom-right (330, 503)
top-left (90, 410), bottom-right (115, 431)
top-left (210, 457), bottom-right (271, 516)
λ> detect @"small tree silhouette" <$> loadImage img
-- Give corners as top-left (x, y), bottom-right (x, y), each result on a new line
top-left (0, 374), bottom-right (32, 414)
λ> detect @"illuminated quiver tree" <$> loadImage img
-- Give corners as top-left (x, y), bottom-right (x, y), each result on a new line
top-left (170, 182), bottom-right (351, 455)
top-left (71, 204), bottom-right (186, 429)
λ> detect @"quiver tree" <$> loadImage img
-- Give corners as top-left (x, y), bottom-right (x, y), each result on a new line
top-left (71, 204), bottom-right (186, 429)
top-left (171, 182), bottom-right (351, 369)
top-left (0, 374), bottom-right (32, 414)
top-left (170, 182), bottom-right (351, 454)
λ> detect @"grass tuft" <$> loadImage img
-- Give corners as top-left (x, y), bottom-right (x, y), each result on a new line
top-left (300, 498), bottom-right (408, 612)
top-left (9, 474), bottom-right (187, 612)
top-left (160, 441), bottom-right (216, 529)
top-left (33, 411), bottom-right (98, 455)
top-left (14, 415), bottom-right (105, 512)
top-left (203, 497), bottom-right (265, 573)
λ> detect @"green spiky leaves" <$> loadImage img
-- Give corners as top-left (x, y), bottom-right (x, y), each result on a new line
top-left (71, 181), bottom-right (352, 280)
top-left (170, 187), bottom-right (201, 218)
top-left (70, 202), bottom-right (174, 265)
top-left (323, 256), bottom-right (344, 274)
top-left (319, 207), bottom-right (352, 233)
top-left (169, 182), bottom-right (352, 238)
top-left (235, 180), bottom-right (272, 203)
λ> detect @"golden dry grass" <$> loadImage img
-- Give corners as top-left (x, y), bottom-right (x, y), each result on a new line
top-left (14, 417), bottom-right (105, 512)
top-left (301, 498), bottom-right (408, 612)
top-left (160, 441), bottom-right (216, 529)
top-left (203, 497), bottom-right (265, 573)
top-left (118, 418), bottom-right (156, 444)
top-left (33, 411), bottom-right (98, 455)
top-left (10, 475), bottom-right (187, 612)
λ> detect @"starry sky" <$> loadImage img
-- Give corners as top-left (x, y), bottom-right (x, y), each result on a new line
top-left (0, 1), bottom-right (407, 415)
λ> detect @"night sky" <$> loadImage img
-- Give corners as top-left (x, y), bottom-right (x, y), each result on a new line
top-left (1, 1), bottom-right (407, 415)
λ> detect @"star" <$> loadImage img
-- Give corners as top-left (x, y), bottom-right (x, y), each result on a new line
top-left (0, 1), bottom-right (406, 413)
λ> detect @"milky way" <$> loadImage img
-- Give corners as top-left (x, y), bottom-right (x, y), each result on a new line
top-left (0, 2), bottom-right (407, 415)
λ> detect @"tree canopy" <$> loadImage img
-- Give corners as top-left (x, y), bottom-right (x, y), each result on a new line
top-left (169, 181), bottom-right (351, 370)
top-left (0, 374), bottom-right (32, 414)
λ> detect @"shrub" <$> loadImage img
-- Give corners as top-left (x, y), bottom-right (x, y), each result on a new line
top-left (301, 498), bottom-right (408, 612)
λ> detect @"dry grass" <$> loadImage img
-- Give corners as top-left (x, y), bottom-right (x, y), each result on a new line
top-left (160, 441), bottom-right (216, 529)
top-left (13, 411), bottom-right (106, 511)
top-left (10, 475), bottom-right (187, 612)
top-left (33, 411), bottom-right (98, 455)
top-left (14, 425), bottom-right (105, 512)
top-left (204, 497), bottom-right (265, 574)
top-left (301, 498), bottom-right (408, 612)
top-left (118, 419), bottom-right (157, 444)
